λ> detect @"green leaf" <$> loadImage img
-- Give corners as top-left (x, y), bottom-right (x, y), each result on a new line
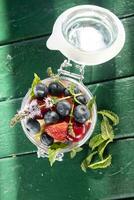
top-left (47, 67), bottom-right (55, 77)
top-left (101, 116), bottom-right (114, 141)
top-left (68, 83), bottom-right (75, 96)
top-left (98, 140), bottom-right (111, 160)
top-left (50, 142), bottom-right (68, 150)
top-left (70, 147), bottom-right (83, 159)
top-left (81, 162), bottom-right (87, 173)
top-left (74, 96), bottom-right (81, 104)
top-left (98, 110), bottom-right (119, 126)
top-left (51, 96), bottom-right (58, 105)
top-left (48, 142), bottom-right (68, 166)
top-left (89, 134), bottom-right (105, 150)
top-left (87, 96), bottom-right (96, 111)
top-left (81, 151), bottom-right (97, 172)
top-left (88, 154), bottom-right (112, 169)
top-left (48, 148), bottom-right (61, 166)
top-left (30, 73), bottom-right (41, 97)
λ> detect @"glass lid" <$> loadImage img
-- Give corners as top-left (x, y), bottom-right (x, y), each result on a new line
top-left (46, 5), bottom-right (125, 65)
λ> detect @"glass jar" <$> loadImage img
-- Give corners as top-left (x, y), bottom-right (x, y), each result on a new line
top-left (20, 62), bottom-right (97, 159)
top-left (20, 5), bottom-right (125, 160)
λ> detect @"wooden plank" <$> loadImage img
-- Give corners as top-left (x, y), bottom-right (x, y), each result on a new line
top-left (0, 16), bottom-right (134, 100)
top-left (0, 98), bottom-right (36, 158)
top-left (0, 76), bottom-right (134, 158)
top-left (0, 0), bottom-right (134, 44)
top-left (0, 139), bottom-right (134, 200)
top-left (89, 76), bottom-right (134, 140)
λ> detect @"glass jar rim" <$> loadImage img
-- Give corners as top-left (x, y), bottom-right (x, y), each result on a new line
top-left (21, 76), bottom-right (97, 154)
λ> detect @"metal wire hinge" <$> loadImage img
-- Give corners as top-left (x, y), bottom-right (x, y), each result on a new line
top-left (58, 60), bottom-right (85, 82)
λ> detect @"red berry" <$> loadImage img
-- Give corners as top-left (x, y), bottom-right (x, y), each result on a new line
top-left (67, 122), bottom-right (86, 142)
top-left (45, 121), bottom-right (68, 142)
top-left (37, 100), bottom-right (48, 115)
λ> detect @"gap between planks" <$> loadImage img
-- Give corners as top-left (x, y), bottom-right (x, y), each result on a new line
top-left (0, 14), bottom-right (133, 47)
top-left (0, 136), bottom-right (134, 161)
top-left (0, 75), bottom-right (134, 103)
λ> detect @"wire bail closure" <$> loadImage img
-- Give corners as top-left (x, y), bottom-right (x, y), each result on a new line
top-left (58, 59), bottom-right (85, 82)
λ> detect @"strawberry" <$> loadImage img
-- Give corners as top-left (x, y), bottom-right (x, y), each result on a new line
top-left (45, 121), bottom-right (68, 142)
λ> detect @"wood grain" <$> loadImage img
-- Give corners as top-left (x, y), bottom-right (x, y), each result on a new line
top-left (0, 16), bottom-right (134, 101)
top-left (0, 139), bottom-right (134, 200)
top-left (0, 76), bottom-right (134, 158)
top-left (0, 0), bottom-right (134, 44)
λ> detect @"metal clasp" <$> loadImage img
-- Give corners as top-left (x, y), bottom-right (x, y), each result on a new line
top-left (58, 60), bottom-right (85, 82)
top-left (37, 147), bottom-right (64, 161)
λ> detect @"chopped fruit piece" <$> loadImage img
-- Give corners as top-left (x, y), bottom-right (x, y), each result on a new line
top-left (74, 105), bottom-right (90, 123)
top-left (26, 118), bottom-right (40, 135)
top-left (45, 121), bottom-right (68, 141)
top-left (67, 122), bottom-right (86, 142)
top-left (76, 95), bottom-right (88, 105)
top-left (36, 99), bottom-right (49, 117)
top-left (41, 132), bottom-right (54, 146)
top-left (48, 82), bottom-right (64, 96)
top-left (56, 100), bottom-right (71, 117)
top-left (73, 122), bottom-right (86, 135)
top-left (34, 83), bottom-right (48, 98)
top-left (44, 111), bottom-right (60, 124)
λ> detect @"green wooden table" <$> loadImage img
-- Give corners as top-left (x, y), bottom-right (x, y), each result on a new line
top-left (0, 1), bottom-right (134, 200)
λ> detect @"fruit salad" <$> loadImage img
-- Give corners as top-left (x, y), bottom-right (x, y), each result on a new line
top-left (11, 70), bottom-right (97, 158)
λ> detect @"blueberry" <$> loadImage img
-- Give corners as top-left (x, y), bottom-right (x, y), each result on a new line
top-left (48, 82), bottom-right (64, 96)
top-left (44, 111), bottom-right (59, 124)
top-left (74, 105), bottom-right (90, 123)
top-left (76, 95), bottom-right (88, 104)
top-left (26, 118), bottom-right (40, 134)
top-left (34, 83), bottom-right (48, 98)
top-left (41, 132), bottom-right (54, 146)
top-left (56, 100), bottom-right (71, 117)
top-left (64, 86), bottom-right (80, 96)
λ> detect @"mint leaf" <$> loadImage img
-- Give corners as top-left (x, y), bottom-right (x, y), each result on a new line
top-left (81, 162), bottom-right (87, 173)
top-left (98, 110), bottom-right (119, 126)
top-left (74, 96), bottom-right (81, 104)
top-left (89, 134), bottom-right (105, 150)
top-left (47, 67), bottom-right (55, 77)
top-left (88, 154), bottom-right (112, 169)
top-left (87, 96), bottom-right (96, 111)
top-left (101, 116), bottom-right (114, 141)
top-left (30, 73), bottom-right (41, 97)
top-left (48, 148), bottom-right (61, 166)
top-left (70, 147), bottom-right (83, 159)
top-left (51, 97), bottom-right (58, 105)
top-left (48, 143), bottom-right (68, 166)
top-left (50, 142), bottom-right (68, 150)
top-left (68, 83), bottom-right (75, 95)
top-left (81, 151), bottom-right (97, 172)
top-left (98, 140), bottom-right (111, 160)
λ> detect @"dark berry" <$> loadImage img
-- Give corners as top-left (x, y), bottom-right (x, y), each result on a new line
top-left (34, 83), bottom-right (48, 98)
top-left (64, 86), bottom-right (80, 96)
top-left (26, 118), bottom-right (40, 134)
top-left (44, 111), bottom-right (59, 124)
top-left (41, 132), bottom-right (54, 146)
top-left (76, 95), bottom-right (88, 104)
top-left (56, 100), bottom-right (71, 117)
top-left (48, 82), bottom-right (64, 96)
top-left (74, 105), bottom-right (90, 123)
